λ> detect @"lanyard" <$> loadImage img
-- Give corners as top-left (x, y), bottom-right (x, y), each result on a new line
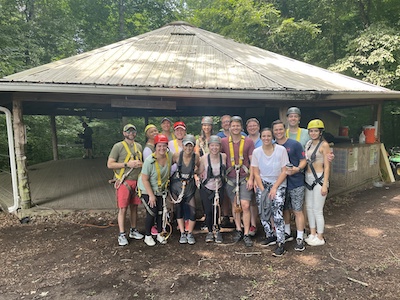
top-left (229, 135), bottom-right (245, 167)
top-left (153, 152), bottom-right (171, 192)
top-left (286, 128), bottom-right (301, 142)
top-left (115, 141), bottom-right (141, 180)
top-left (173, 139), bottom-right (180, 153)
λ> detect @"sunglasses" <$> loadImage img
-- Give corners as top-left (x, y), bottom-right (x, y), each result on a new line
top-left (125, 129), bottom-right (136, 133)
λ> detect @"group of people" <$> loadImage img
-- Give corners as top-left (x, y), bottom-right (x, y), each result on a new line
top-left (107, 108), bottom-right (331, 257)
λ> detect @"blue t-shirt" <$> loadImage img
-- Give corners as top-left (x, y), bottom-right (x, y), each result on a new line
top-left (280, 139), bottom-right (305, 190)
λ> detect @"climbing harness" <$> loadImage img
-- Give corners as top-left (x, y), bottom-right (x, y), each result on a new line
top-left (113, 141), bottom-right (142, 190)
top-left (233, 167), bottom-right (242, 213)
top-left (286, 128), bottom-right (301, 142)
top-left (213, 179), bottom-right (221, 233)
top-left (160, 191), bottom-right (172, 240)
top-left (202, 153), bottom-right (226, 187)
top-left (305, 139), bottom-right (324, 190)
top-left (170, 151), bottom-right (196, 204)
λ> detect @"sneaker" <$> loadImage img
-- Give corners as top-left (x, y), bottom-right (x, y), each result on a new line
top-left (249, 226), bottom-right (257, 237)
top-left (118, 233), bottom-right (129, 246)
top-left (284, 232), bottom-right (294, 242)
top-left (129, 228), bottom-right (144, 240)
top-left (215, 230), bottom-right (223, 244)
top-left (232, 230), bottom-right (244, 243)
top-left (200, 223), bottom-right (208, 231)
top-left (151, 225), bottom-right (158, 236)
top-left (294, 238), bottom-right (305, 252)
top-left (221, 216), bottom-right (235, 228)
top-left (272, 243), bottom-right (286, 257)
top-left (179, 232), bottom-right (188, 244)
top-left (205, 232), bottom-right (214, 243)
top-left (243, 234), bottom-right (253, 247)
top-left (304, 234), bottom-right (316, 244)
top-left (260, 236), bottom-right (277, 246)
top-left (144, 235), bottom-right (156, 246)
top-left (307, 236), bottom-right (325, 246)
top-left (187, 233), bottom-right (196, 245)
top-left (156, 234), bottom-right (167, 245)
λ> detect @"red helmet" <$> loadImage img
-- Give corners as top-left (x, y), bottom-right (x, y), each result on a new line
top-left (173, 121), bottom-right (186, 131)
top-left (154, 134), bottom-right (169, 145)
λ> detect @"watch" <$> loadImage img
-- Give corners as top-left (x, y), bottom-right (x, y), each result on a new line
top-left (124, 163), bottom-right (128, 168)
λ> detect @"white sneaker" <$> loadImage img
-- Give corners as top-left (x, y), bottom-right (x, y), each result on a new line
top-left (307, 236), bottom-right (325, 246)
top-left (157, 234), bottom-right (167, 245)
top-left (129, 228), bottom-right (144, 240)
top-left (118, 234), bottom-right (129, 246)
top-left (304, 234), bottom-right (316, 244)
top-left (144, 235), bottom-right (156, 246)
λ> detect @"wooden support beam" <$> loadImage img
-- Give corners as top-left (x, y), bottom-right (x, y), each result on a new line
top-left (111, 99), bottom-right (176, 110)
top-left (50, 115), bottom-right (59, 160)
top-left (12, 98), bottom-right (32, 209)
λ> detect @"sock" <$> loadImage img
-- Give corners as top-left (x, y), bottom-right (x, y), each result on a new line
top-left (119, 232), bottom-right (125, 236)
top-left (297, 230), bottom-right (304, 240)
top-left (285, 224), bottom-right (291, 235)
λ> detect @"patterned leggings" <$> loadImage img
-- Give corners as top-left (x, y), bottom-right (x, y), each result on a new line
top-left (256, 181), bottom-right (286, 244)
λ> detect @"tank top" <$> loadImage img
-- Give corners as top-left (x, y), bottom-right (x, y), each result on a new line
top-left (201, 154), bottom-right (224, 190)
top-left (306, 141), bottom-right (324, 164)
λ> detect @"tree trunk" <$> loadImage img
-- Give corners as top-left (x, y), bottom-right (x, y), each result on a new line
top-left (12, 97), bottom-right (32, 209)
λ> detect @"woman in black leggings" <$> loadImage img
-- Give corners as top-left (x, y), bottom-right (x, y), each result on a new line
top-left (197, 135), bottom-right (227, 243)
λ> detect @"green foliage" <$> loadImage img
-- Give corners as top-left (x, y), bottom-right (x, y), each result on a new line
top-left (0, 0), bottom-right (78, 76)
top-left (330, 23), bottom-right (400, 90)
top-left (186, 0), bottom-right (320, 61)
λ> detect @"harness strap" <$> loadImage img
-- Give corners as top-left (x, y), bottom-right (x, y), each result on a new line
top-left (141, 197), bottom-right (156, 217)
top-left (305, 139), bottom-right (324, 190)
top-left (115, 141), bottom-right (142, 180)
top-left (203, 153), bottom-right (225, 186)
top-left (152, 152), bottom-right (171, 194)
top-left (286, 128), bottom-right (301, 142)
top-left (229, 135), bottom-right (245, 167)
top-left (173, 139), bottom-right (180, 153)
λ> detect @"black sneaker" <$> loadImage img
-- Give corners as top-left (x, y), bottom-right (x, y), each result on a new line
top-left (221, 216), bottom-right (235, 228)
top-left (215, 230), bottom-right (223, 244)
top-left (294, 238), bottom-right (305, 251)
top-left (285, 232), bottom-right (294, 242)
top-left (272, 243), bottom-right (286, 257)
top-left (243, 234), bottom-right (253, 247)
top-left (260, 236), bottom-right (277, 246)
top-left (232, 230), bottom-right (243, 243)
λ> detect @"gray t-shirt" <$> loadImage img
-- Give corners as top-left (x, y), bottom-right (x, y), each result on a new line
top-left (138, 153), bottom-right (172, 195)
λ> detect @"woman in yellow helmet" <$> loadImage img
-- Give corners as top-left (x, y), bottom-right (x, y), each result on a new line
top-left (304, 119), bottom-right (331, 246)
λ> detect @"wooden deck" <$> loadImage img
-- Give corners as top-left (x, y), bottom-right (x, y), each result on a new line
top-left (0, 158), bottom-right (117, 212)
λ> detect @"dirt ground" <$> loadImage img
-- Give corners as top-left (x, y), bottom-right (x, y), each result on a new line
top-left (1, 182), bottom-right (399, 300)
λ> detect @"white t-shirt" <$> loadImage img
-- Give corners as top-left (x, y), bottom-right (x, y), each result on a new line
top-left (251, 144), bottom-right (289, 186)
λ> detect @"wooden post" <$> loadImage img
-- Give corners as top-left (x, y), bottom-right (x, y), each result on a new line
top-left (373, 103), bottom-right (382, 142)
top-left (12, 98), bottom-right (32, 209)
top-left (279, 106), bottom-right (288, 124)
top-left (50, 115), bottom-right (59, 160)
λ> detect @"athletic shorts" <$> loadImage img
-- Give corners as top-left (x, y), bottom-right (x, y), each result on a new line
top-left (284, 186), bottom-right (305, 211)
top-left (225, 179), bottom-right (254, 202)
top-left (116, 179), bottom-right (141, 208)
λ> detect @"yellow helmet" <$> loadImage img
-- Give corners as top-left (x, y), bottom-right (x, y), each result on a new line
top-left (307, 119), bottom-right (325, 130)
